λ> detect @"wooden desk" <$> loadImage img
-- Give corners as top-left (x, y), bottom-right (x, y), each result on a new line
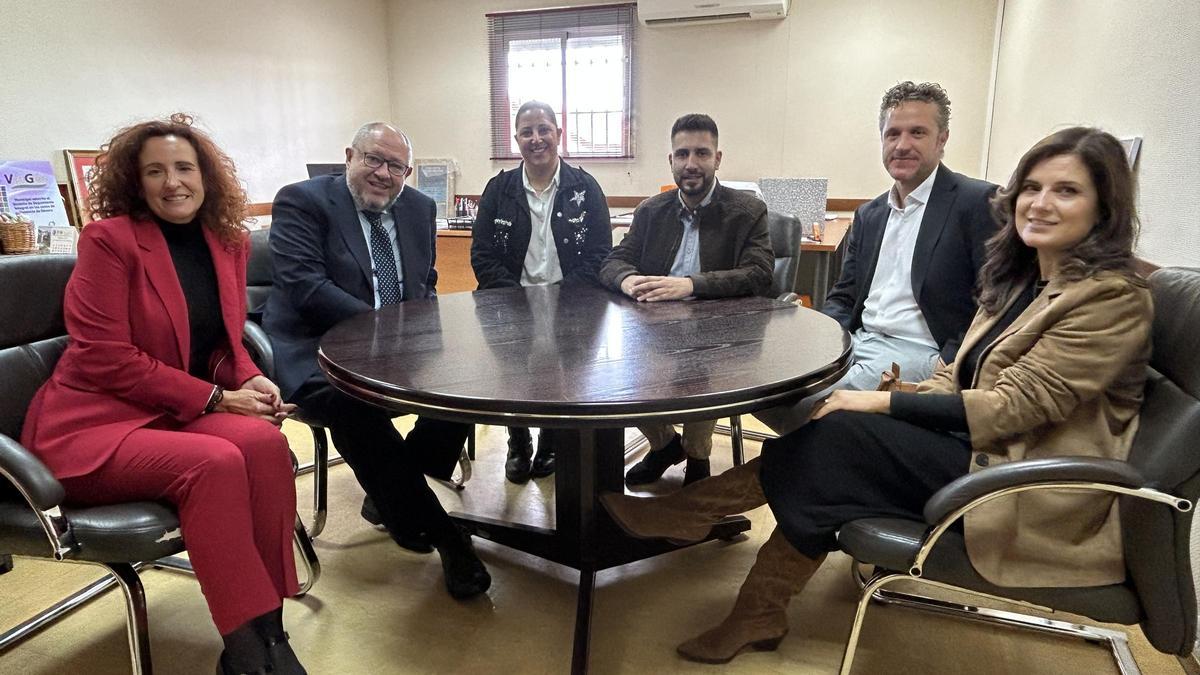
top-left (435, 229), bottom-right (475, 293)
top-left (805, 217), bottom-right (850, 308)
top-left (318, 285), bottom-right (852, 674)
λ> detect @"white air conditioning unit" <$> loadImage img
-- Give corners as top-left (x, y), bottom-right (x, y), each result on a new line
top-left (638, 0), bottom-right (789, 26)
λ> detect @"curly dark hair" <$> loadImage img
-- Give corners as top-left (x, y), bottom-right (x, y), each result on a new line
top-left (977, 126), bottom-right (1141, 314)
top-left (88, 113), bottom-right (248, 245)
top-left (878, 81), bottom-right (951, 132)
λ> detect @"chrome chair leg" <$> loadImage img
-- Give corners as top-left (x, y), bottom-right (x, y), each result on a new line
top-left (450, 444), bottom-right (472, 490)
top-left (839, 570), bottom-right (1144, 675)
top-left (839, 570), bottom-right (902, 675)
top-left (293, 424), bottom-right (338, 539)
top-left (308, 425), bottom-right (329, 538)
top-left (0, 563), bottom-right (123, 652)
top-left (729, 415), bottom-right (745, 466)
top-left (293, 516), bottom-right (320, 596)
top-left (105, 562), bottom-right (153, 675)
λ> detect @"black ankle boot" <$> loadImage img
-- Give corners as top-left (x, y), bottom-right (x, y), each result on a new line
top-left (530, 430), bottom-right (556, 478)
top-left (505, 427), bottom-right (534, 484)
top-left (217, 621), bottom-right (269, 675)
top-left (252, 607), bottom-right (307, 675)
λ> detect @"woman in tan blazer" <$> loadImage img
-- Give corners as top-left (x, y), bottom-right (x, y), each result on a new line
top-left (599, 127), bottom-right (1153, 664)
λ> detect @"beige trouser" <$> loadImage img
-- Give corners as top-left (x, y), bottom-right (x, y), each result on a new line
top-left (638, 419), bottom-right (718, 459)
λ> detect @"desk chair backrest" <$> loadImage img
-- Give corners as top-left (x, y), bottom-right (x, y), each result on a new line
top-left (766, 212), bottom-right (803, 297)
top-left (1121, 267), bottom-right (1200, 654)
top-left (247, 228), bottom-right (272, 324)
top-left (0, 255), bottom-right (75, 446)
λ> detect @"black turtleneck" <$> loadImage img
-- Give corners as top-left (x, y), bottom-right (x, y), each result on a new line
top-left (155, 216), bottom-right (224, 379)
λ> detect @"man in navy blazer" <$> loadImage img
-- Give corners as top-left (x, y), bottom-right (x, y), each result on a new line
top-left (757, 82), bottom-right (997, 434)
top-left (264, 122), bottom-right (490, 599)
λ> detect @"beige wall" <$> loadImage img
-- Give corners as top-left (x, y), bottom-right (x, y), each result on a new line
top-left (987, 0), bottom-right (1200, 266)
top-left (1, 0), bottom-right (391, 204)
top-left (387, 0), bottom-right (998, 200)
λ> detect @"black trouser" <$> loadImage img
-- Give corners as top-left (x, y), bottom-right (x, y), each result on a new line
top-left (508, 426), bottom-right (531, 445)
top-left (507, 427), bottom-right (564, 451)
top-left (293, 378), bottom-right (471, 544)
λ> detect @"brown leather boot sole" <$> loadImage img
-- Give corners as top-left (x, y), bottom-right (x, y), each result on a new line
top-left (676, 628), bottom-right (788, 664)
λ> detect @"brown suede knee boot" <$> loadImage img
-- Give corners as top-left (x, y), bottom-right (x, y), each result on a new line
top-left (676, 527), bottom-right (825, 664)
top-left (600, 457), bottom-right (767, 543)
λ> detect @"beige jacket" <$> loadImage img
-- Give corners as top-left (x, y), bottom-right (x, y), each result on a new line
top-left (918, 272), bottom-right (1153, 587)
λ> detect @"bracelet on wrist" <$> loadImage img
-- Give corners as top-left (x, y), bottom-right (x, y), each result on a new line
top-left (204, 385), bottom-right (225, 414)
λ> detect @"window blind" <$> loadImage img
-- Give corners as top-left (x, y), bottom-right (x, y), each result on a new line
top-left (487, 3), bottom-right (636, 160)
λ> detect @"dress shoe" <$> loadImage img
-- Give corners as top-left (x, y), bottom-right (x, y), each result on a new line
top-left (389, 529), bottom-right (434, 554)
top-left (677, 528), bottom-right (825, 664)
top-left (505, 429), bottom-right (534, 484)
top-left (436, 528), bottom-right (492, 599)
top-left (601, 457), bottom-right (767, 543)
top-left (362, 495), bottom-right (433, 553)
top-left (625, 434), bottom-right (686, 486)
top-left (682, 457), bottom-right (710, 485)
top-left (529, 431), bottom-right (556, 478)
top-left (360, 494), bottom-right (384, 528)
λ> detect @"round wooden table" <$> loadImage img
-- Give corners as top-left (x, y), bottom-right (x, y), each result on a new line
top-left (319, 283), bottom-right (850, 673)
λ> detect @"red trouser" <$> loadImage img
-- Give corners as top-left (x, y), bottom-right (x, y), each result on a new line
top-left (60, 413), bottom-right (298, 634)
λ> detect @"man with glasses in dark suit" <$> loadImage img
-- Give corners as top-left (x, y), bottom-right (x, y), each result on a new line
top-left (263, 122), bottom-right (490, 600)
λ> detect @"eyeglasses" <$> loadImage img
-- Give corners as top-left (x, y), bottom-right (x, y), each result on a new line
top-left (360, 152), bottom-right (409, 177)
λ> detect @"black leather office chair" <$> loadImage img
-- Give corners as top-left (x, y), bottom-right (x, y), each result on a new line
top-left (245, 229), bottom-right (473, 541)
top-left (834, 267), bottom-right (1200, 674)
top-left (0, 254), bottom-right (318, 673)
top-left (247, 228), bottom-right (340, 537)
top-left (724, 211), bottom-right (806, 465)
top-left (246, 227), bottom-right (272, 325)
top-left (767, 211), bottom-right (804, 302)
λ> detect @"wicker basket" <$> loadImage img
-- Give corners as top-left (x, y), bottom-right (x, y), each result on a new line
top-left (0, 215), bottom-right (36, 254)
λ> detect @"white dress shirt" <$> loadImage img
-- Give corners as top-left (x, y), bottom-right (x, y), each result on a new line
top-left (520, 161), bottom-right (564, 287)
top-left (859, 166), bottom-right (939, 349)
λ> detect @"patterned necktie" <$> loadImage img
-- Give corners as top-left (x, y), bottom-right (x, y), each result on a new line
top-left (364, 211), bottom-right (402, 306)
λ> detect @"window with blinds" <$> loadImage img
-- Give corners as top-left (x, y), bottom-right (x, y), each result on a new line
top-left (487, 4), bottom-right (636, 160)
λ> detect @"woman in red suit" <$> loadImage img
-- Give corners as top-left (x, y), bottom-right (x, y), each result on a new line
top-left (21, 114), bottom-right (306, 675)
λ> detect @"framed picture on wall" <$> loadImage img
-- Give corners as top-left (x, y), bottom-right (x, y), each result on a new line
top-left (63, 149), bottom-right (101, 227)
top-left (1119, 136), bottom-right (1142, 168)
top-left (412, 158), bottom-right (456, 220)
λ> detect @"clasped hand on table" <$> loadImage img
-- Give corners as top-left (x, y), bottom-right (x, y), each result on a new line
top-left (620, 274), bottom-right (694, 302)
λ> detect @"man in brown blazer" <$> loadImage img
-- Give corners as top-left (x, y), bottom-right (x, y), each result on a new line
top-left (599, 113), bottom-right (773, 486)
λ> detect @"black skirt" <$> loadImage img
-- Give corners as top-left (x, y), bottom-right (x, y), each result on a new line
top-left (760, 410), bottom-right (972, 559)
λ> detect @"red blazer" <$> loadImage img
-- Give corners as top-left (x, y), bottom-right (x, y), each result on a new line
top-left (21, 215), bottom-right (261, 480)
